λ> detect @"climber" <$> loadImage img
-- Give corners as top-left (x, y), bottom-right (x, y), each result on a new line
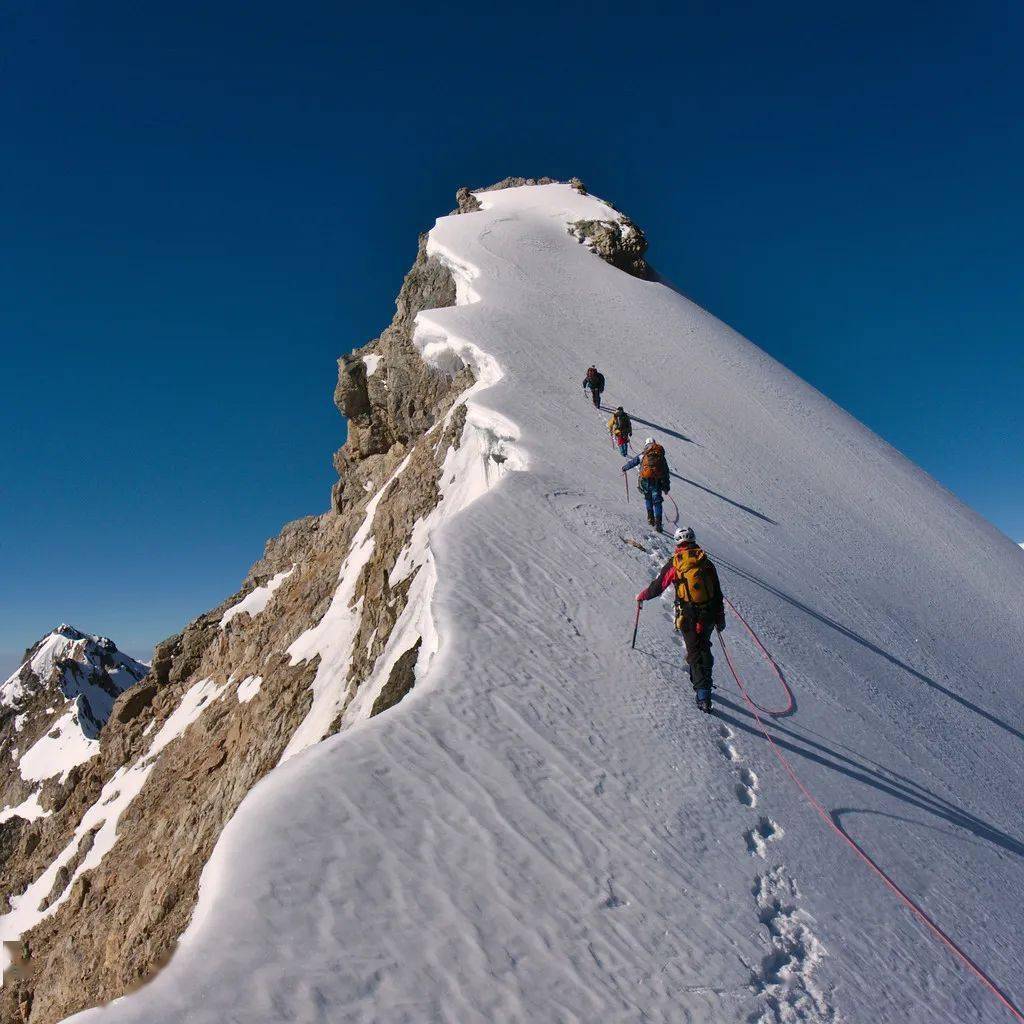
top-left (636, 527), bottom-right (726, 712)
top-left (608, 406), bottom-right (633, 456)
top-left (623, 437), bottom-right (670, 532)
top-left (583, 365), bottom-right (605, 408)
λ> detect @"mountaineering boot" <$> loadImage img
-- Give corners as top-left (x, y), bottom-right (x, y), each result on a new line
top-left (695, 687), bottom-right (713, 713)
top-left (647, 512), bottom-right (656, 527)
top-left (655, 517), bottom-right (663, 533)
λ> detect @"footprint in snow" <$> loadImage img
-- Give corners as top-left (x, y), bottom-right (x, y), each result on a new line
top-left (745, 816), bottom-right (784, 858)
top-left (735, 767), bottom-right (758, 807)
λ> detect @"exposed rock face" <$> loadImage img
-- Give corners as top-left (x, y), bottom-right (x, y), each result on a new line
top-left (331, 231), bottom-right (470, 501)
top-left (370, 638), bottom-right (423, 717)
top-left (568, 217), bottom-right (652, 280)
top-left (0, 177), bottom-right (646, 1023)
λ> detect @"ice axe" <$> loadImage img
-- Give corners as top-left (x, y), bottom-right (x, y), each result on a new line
top-left (622, 469), bottom-right (629, 503)
top-left (631, 601), bottom-right (641, 649)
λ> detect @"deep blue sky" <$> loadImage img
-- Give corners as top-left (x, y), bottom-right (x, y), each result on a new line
top-left (2, 1), bottom-right (1021, 671)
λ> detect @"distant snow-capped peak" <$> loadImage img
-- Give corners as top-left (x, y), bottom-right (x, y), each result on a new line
top-left (2, 624), bottom-right (147, 741)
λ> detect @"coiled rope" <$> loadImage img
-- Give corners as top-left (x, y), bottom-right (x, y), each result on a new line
top-left (720, 596), bottom-right (794, 716)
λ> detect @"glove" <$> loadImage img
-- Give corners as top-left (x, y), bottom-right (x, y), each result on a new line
top-left (635, 592), bottom-right (645, 604)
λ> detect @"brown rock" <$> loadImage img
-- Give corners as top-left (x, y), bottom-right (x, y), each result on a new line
top-left (370, 639), bottom-right (422, 717)
top-left (113, 683), bottom-right (158, 724)
top-left (568, 217), bottom-right (652, 279)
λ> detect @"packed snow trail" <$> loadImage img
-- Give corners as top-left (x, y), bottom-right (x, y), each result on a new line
top-left (72, 184), bottom-right (1023, 1023)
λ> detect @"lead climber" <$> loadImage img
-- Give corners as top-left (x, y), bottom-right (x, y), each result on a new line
top-left (608, 406), bottom-right (632, 455)
top-left (583, 365), bottom-right (605, 408)
top-left (623, 437), bottom-right (670, 531)
top-left (636, 527), bottom-right (726, 713)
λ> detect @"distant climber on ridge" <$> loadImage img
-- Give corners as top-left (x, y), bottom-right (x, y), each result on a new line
top-left (636, 527), bottom-right (726, 713)
top-left (608, 406), bottom-right (632, 456)
top-left (623, 437), bottom-right (670, 532)
top-left (583, 365), bottom-right (605, 408)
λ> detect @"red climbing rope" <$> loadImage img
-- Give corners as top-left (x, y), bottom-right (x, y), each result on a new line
top-left (722, 596), bottom-right (794, 716)
top-left (717, 610), bottom-right (1024, 1023)
top-left (664, 491), bottom-right (680, 528)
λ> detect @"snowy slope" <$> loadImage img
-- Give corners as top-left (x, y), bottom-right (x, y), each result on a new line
top-left (73, 185), bottom-right (1024, 1023)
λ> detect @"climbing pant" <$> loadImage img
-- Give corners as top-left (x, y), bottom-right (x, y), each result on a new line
top-left (676, 605), bottom-right (715, 692)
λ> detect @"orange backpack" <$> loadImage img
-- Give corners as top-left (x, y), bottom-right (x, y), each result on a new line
top-left (640, 442), bottom-right (666, 480)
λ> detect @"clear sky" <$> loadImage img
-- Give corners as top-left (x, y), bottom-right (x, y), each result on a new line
top-left (2, 1), bottom-right (1021, 673)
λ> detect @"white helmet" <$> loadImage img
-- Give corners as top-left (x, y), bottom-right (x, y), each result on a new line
top-left (644, 437), bottom-right (655, 447)
top-left (674, 527), bottom-right (695, 545)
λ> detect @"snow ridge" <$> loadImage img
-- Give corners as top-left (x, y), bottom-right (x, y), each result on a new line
top-left (280, 220), bottom-right (526, 757)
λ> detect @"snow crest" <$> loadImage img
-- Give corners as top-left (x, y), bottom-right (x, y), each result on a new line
top-left (280, 226), bottom-right (525, 757)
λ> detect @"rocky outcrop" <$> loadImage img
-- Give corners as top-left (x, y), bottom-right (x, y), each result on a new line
top-left (568, 217), bottom-right (652, 280)
top-left (370, 639), bottom-right (422, 717)
top-left (331, 231), bottom-right (472, 513)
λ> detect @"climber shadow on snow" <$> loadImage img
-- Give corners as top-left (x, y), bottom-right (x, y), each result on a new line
top-left (710, 697), bottom-right (1024, 859)
top-left (628, 413), bottom-right (700, 447)
top-left (667, 471), bottom-right (778, 526)
top-left (716, 559), bottom-right (1024, 747)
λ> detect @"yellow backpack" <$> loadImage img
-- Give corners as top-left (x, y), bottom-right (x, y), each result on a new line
top-left (672, 546), bottom-right (717, 607)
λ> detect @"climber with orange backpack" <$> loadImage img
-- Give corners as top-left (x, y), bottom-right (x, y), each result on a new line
top-left (636, 527), bottom-right (726, 712)
top-left (623, 437), bottom-right (670, 532)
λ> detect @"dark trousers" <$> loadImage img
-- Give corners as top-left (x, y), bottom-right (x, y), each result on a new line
top-left (677, 606), bottom-right (714, 691)
top-left (590, 388), bottom-right (602, 407)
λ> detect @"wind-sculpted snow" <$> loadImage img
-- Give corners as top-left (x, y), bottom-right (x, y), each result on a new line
top-left (71, 184), bottom-right (1024, 1024)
